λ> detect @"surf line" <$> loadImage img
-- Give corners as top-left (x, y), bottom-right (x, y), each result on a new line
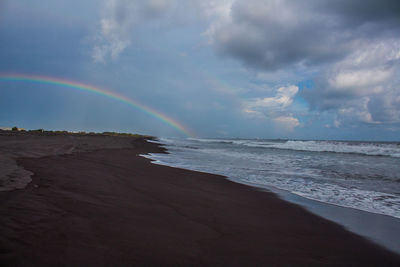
top-left (0, 73), bottom-right (195, 137)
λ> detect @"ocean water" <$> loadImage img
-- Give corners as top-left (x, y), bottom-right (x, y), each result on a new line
top-left (145, 138), bottom-right (400, 219)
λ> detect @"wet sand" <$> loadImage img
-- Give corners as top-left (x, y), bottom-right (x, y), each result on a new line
top-left (0, 133), bottom-right (399, 266)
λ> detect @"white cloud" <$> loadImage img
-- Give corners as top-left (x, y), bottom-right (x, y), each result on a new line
top-left (92, 0), bottom-right (133, 62)
top-left (242, 85), bottom-right (300, 130)
top-left (200, 0), bottom-right (234, 19)
top-left (337, 97), bottom-right (377, 124)
top-left (305, 39), bottom-right (400, 126)
top-left (334, 119), bottom-right (341, 128)
top-left (331, 69), bottom-right (391, 93)
top-left (244, 85), bottom-right (298, 112)
top-left (92, 0), bottom-right (175, 63)
top-left (91, 0), bottom-right (236, 63)
top-left (273, 116), bottom-right (300, 131)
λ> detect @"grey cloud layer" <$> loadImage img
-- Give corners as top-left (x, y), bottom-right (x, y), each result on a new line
top-left (209, 0), bottom-right (400, 70)
top-left (92, 0), bottom-right (235, 63)
top-left (93, 0), bottom-right (400, 128)
top-left (206, 0), bottom-right (400, 127)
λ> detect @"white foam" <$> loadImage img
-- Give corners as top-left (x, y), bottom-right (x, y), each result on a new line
top-left (240, 174), bottom-right (400, 219)
top-left (191, 138), bottom-right (400, 158)
top-left (146, 139), bottom-right (164, 144)
top-left (267, 140), bottom-right (400, 158)
top-left (187, 138), bottom-right (234, 144)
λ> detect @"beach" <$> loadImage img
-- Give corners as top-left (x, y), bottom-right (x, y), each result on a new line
top-left (0, 132), bottom-right (399, 266)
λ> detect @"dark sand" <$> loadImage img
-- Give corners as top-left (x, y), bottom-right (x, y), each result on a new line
top-left (0, 135), bottom-right (399, 266)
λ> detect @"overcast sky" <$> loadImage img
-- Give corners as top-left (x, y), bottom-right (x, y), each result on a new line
top-left (1, 0), bottom-right (400, 140)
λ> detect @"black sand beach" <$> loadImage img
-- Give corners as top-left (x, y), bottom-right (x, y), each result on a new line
top-left (0, 132), bottom-right (399, 266)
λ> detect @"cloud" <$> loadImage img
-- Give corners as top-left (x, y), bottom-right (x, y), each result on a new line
top-left (92, 0), bottom-right (175, 63)
top-left (89, 0), bottom-right (400, 132)
top-left (273, 116), bottom-right (300, 131)
top-left (314, 0), bottom-right (400, 26)
top-left (303, 40), bottom-right (400, 126)
top-left (206, 0), bottom-right (400, 71)
top-left (199, 0), bottom-right (234, 19)
top-left (243, 85), bottom-right (298, 115)
top-left (202, 0), bottom-right (400, 129)
top-left (242, 85), bottom-right (299, 130)
top-left (92, 0), bottom-right (239, 63)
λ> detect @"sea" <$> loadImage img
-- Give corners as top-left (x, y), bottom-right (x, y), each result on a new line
top-left (144, 138), bottom-right (400, 253)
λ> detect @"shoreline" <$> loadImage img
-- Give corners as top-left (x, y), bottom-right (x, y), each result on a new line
top-left (263, 185), bottom-right (400, 254)
top-left (145, 138), bottom-right (400, 254)
top-left (144, 151), bottom-right (400, 255)
top-left (0, 134), bottom-right (399, 265)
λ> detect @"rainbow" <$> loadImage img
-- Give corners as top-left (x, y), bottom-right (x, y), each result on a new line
top-left (0, 73), bottom-right (195, 137)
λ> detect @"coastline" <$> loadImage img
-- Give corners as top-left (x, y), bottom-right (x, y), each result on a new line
top-left (263, 185), bottom-right (400, 254)
top-left (0, 133), bottom-right (399, 265)
top-left (145, 138), bottom-right (400, 254)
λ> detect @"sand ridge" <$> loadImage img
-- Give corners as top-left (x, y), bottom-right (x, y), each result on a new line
top-left (0, 131), bottom-right (148, 192)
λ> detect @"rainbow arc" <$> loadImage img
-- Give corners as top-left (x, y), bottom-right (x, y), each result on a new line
top-left (0, 73), bottom-right (195, 137)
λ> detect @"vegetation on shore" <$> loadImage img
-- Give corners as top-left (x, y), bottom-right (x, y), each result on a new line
top-left (1, 127), bottom-right (151, 138)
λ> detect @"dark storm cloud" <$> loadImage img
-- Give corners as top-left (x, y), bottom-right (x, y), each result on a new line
top-left (316, 0), bottom-right (400, 25)
top-left (209, 0), bottom-right (400, 71)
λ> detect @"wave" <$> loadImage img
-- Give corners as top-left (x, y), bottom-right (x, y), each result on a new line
top-left (187, 138), bottom-right (234, 144)
top-left (188, 138), bottom-right (400, 158)
top-left (241, 140), bottom-right (400, 158)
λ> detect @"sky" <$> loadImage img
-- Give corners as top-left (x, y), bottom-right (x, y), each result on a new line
top-left (0, 0), bottom-right (400, 140)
